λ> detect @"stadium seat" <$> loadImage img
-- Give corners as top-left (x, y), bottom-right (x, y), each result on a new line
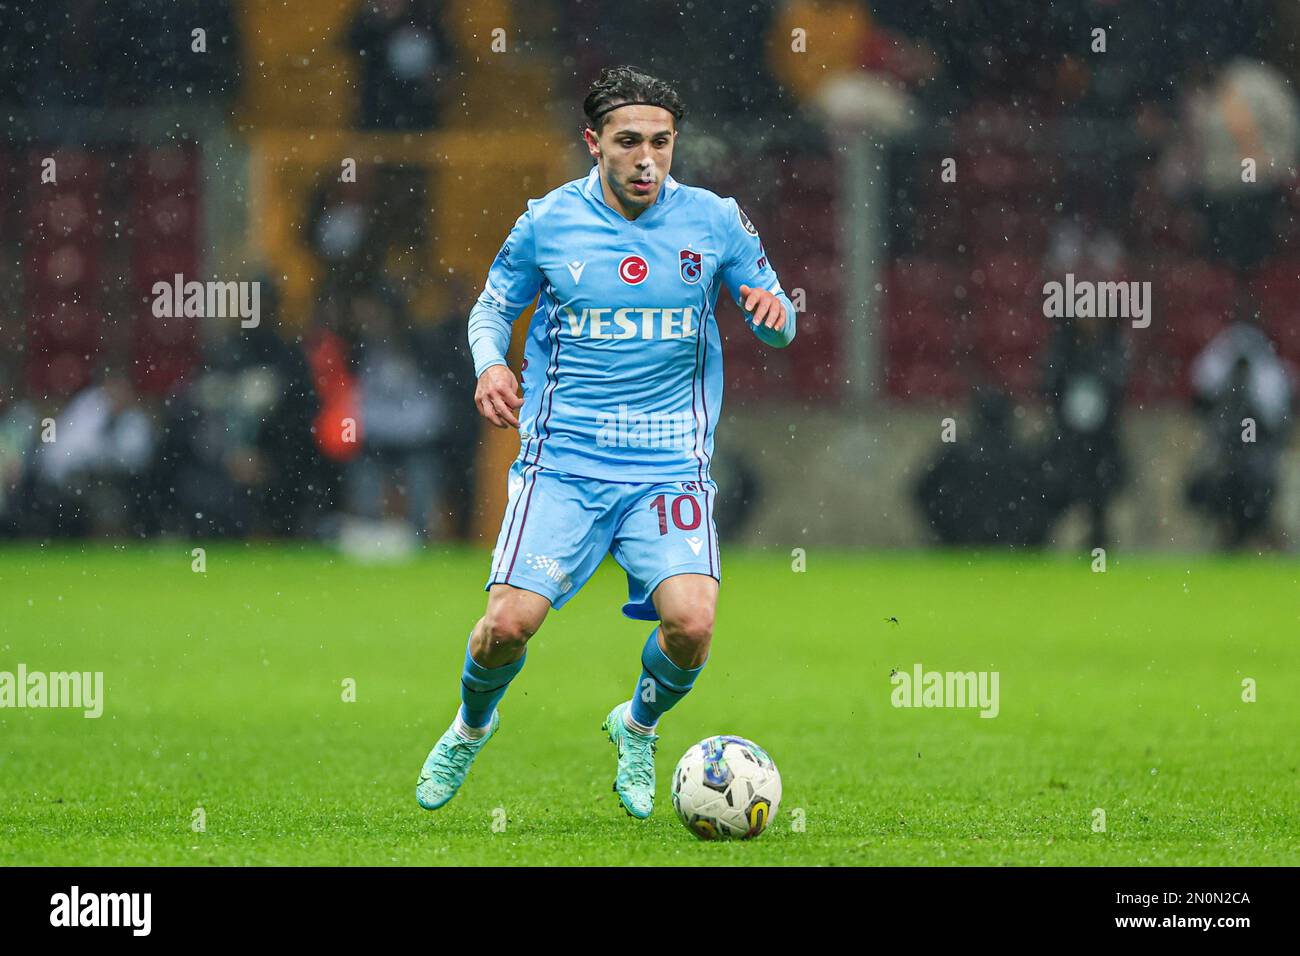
top-left (133, 249), bottom-right (201, 293)
top-left (886, 258), bottom-right (963, 346)
top-left (131, 325), bottom-right (199, 397)
top-left (26, 192), bottom-right (96, 246)
top-left (966, 200), bottom-right (1049, 253)
top-left (26, 244), bottom-right (102, 301)
top-left (883, 258), bottom-right (968, 400)
top-left (24, 149), bottom-right (103, 202)
top-left (131, 147), bottom-right (199, 248)
top-left (970, 254), bottom-right (1047, 347)
top-left (789, 308), bottom-right (840, 399)
top-left (26, 350), bottom-right (91, 399)
top-left (28, 303), bottom-right (101, 350)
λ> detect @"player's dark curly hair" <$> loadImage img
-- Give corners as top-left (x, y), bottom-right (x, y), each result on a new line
top-left (583, 65), bottom-right (685, 133)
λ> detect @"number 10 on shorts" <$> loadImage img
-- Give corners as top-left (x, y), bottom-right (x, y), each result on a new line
top-left (650, 493), bottom-right (701, 535)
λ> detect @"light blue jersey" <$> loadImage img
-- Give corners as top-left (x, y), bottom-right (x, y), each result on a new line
top-left (468, 166), bottom-right (796, 483)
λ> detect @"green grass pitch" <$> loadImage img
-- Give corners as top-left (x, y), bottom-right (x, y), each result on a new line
top-left (1, 544), bottom-right (1297, 865)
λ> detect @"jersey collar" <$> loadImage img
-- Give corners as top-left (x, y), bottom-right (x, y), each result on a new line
top-left (584, 165), bottom-right (679, 221)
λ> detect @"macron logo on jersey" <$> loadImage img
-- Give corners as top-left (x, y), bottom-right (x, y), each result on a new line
top-left (561, 306), bottom-right (697, 340)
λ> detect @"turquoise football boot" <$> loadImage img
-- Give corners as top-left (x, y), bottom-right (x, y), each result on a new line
top-left (602, 701), bottom-right (657, 819)
top-left (416, 711), bottom-right (500, 810)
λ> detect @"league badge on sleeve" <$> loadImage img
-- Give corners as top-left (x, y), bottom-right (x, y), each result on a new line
top-left (736, 203), bottom-right (759, 236)
top-left (679, 248), bottom-right (702, 284)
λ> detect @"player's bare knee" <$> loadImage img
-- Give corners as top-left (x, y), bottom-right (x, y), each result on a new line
top-left (660, 613), bottom-right (713, 658)
top-left (482, 606), bottom-right (537, 653)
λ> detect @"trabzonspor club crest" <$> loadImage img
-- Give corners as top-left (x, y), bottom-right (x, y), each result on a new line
top-left (679, 248), bottom-right (701, 284)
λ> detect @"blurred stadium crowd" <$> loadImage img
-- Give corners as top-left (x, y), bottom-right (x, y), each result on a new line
top-left (0, 0), bottom-right (1296, 551)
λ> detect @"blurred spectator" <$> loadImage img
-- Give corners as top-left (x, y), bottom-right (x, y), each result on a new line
top-left (417, 288), bottom-right (479, 539)
top-left (149, 280), bottom-right (323, 538)
top-left (347, 0), bottom-right (455, 130)
top-left (344, 287), bottom-right (449, 541)
top-left (149, 368), bottom-right (255, 538)
top-left (1044, 220), bottom-right (1125, 279)
top-left (235, 296), bottom-right (326, 537)
top-left (1042, 313), bottom-right (1129, 550)
top-left (915, 388), bottom-right (1052, 547)
top-left (305, 303), bottom-right (361, 467)
top-left (304, 175), bottom-right (382, 292)
top-left (23, 371), bottom-right (155, 537)
top-left (1186, 303), bottom-right (1292, 549)
top-left (1162, 54), bottom-right (1300, 271)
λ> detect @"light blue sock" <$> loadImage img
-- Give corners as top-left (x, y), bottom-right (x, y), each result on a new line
top-left (629, 627), bottom-right (705, 729)
top-left (458, 639), bottom-right (526, 729)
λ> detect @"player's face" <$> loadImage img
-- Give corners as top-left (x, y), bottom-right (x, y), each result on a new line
top-left (585, 105), bottom-right (676, 218)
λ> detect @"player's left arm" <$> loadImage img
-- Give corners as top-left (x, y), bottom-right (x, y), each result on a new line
top-left (717, 198), bottom-right (796, 349)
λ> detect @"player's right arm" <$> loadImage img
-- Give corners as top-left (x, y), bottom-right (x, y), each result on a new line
top-left (468, 206), bottom-right (543, 429)
top-left (716, 197), bottom-right (796, 350)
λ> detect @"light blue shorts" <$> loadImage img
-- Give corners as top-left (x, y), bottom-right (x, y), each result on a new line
top-left (484, 460), bottom-right (721, 620)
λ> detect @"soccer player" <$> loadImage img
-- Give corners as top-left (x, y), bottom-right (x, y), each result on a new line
top-left (416, 65), bottom-right (796, 819)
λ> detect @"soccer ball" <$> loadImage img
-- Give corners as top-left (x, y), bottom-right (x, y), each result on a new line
top-left (670, 735), bottom-right (781, 840)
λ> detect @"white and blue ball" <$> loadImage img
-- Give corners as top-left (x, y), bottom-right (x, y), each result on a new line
top-left (670, 735), bottom-right (782, 840)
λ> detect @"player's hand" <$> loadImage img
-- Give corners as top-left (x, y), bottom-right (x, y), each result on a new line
top-left (475, 364), bottom-right (523, 429)
top-left (738, 284), bottom-right (787, 333)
